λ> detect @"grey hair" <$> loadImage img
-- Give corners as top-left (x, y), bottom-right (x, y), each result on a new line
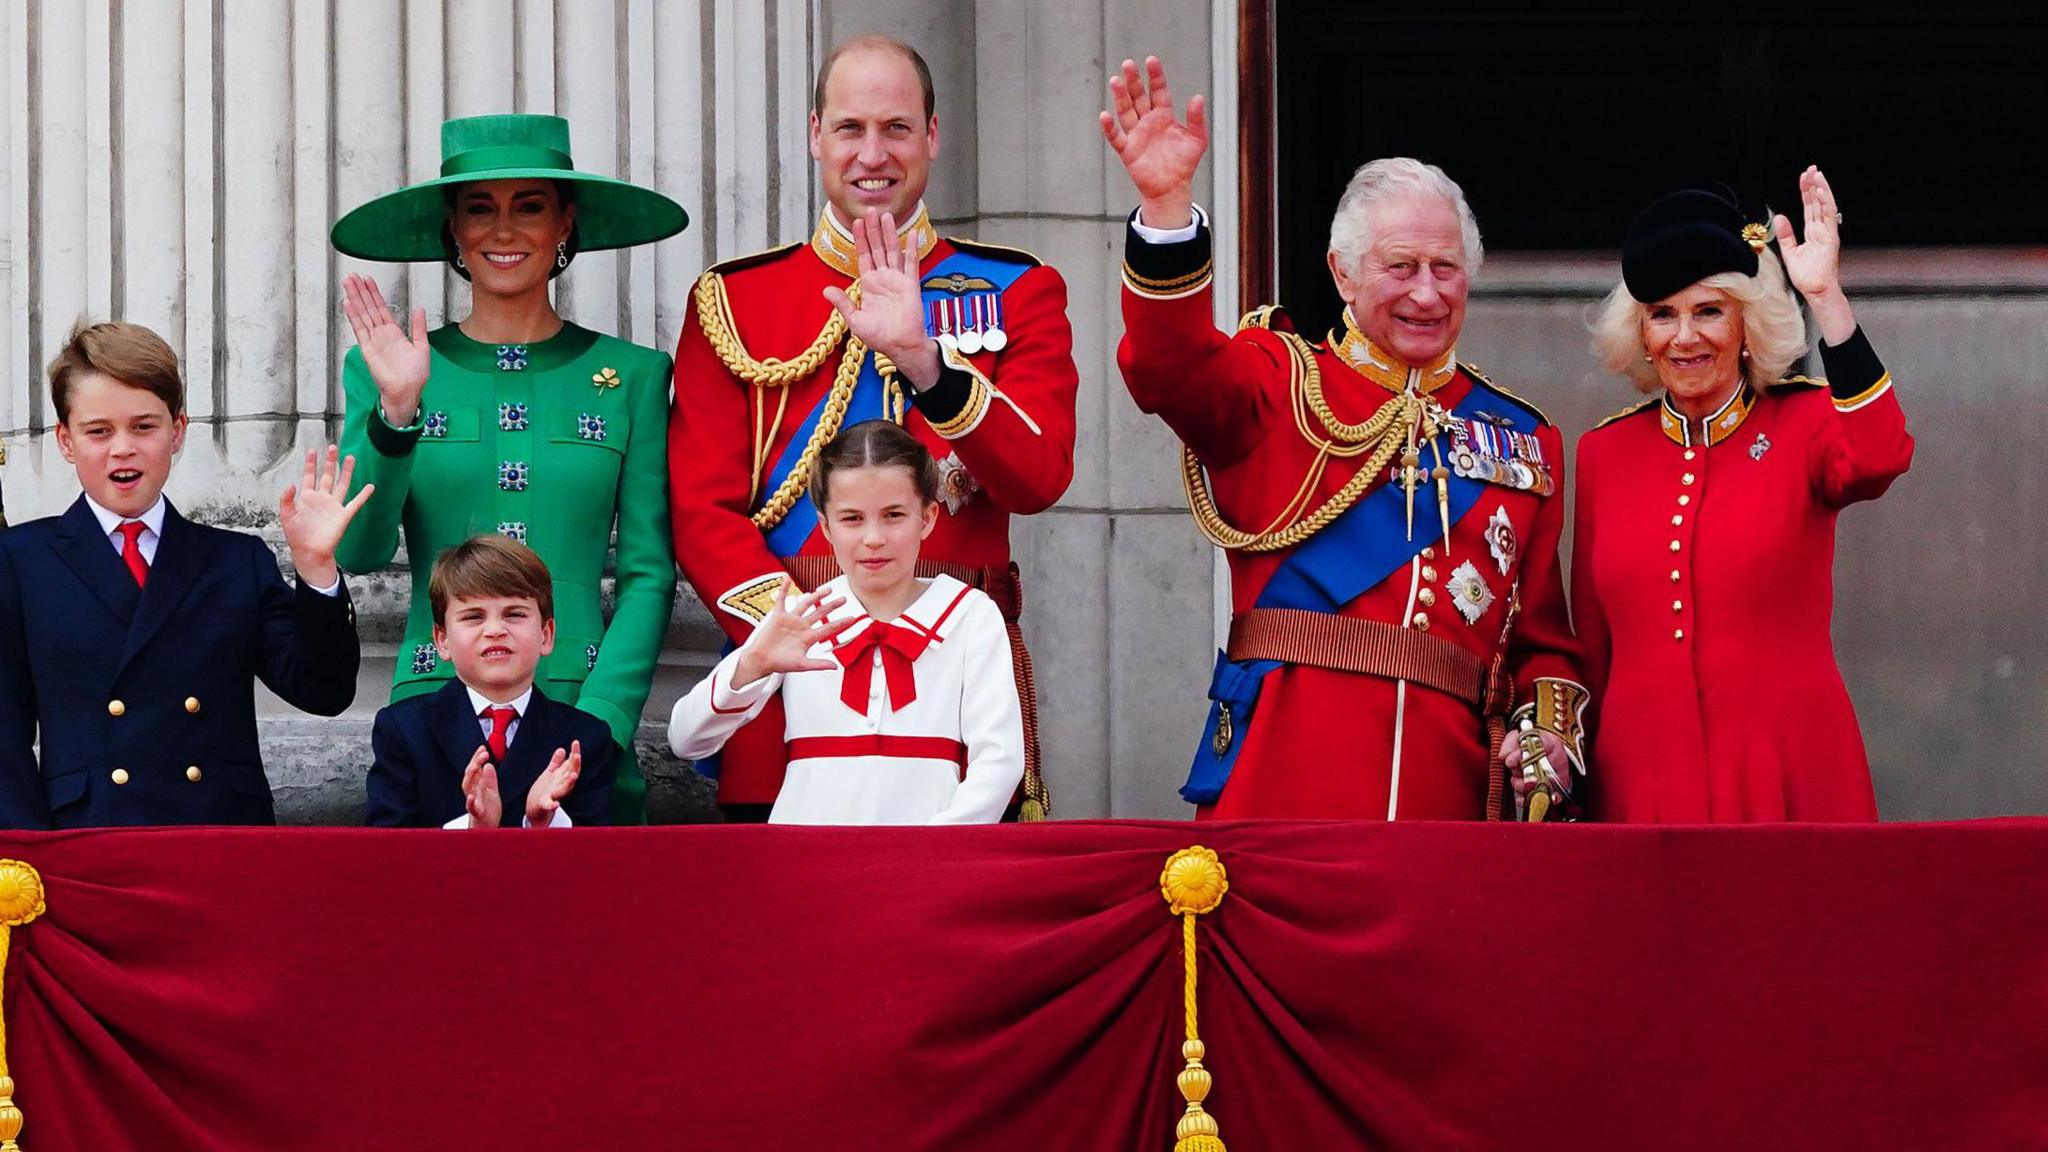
top-left (1589, 246), bottom-right (1808, 393)
top-left (1326, 157), bottom-right (1484, 278)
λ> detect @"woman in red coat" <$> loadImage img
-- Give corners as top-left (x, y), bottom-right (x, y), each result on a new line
top-left (1575, 168), bottom-right (1912, 822)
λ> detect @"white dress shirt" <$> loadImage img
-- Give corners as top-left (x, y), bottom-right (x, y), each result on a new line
top-left (444, 684), bottom-right (571, 829)
top-left (82, 492), bottom-right (342, 596)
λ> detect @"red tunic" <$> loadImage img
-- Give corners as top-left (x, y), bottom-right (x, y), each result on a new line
top-left (670, 206), bottom-right (1078, 806)
top-left (1574, 328), bottom-right (1912, 822)
top-left (1117, 218), bottom-right (1583, 820)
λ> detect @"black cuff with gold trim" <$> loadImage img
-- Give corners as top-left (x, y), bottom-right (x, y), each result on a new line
top-left (905, 357), bottom-right (975, 427)
top-left (1123, 213), bottom-right (1213, 298)
top-left (1817, 326), bottom-right (1886, 406)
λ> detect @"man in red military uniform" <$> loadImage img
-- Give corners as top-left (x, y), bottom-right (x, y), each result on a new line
top-left (671, 35), bottom-right (1077, 819)
top-left (1101, 57), bottom-right (1584, 819)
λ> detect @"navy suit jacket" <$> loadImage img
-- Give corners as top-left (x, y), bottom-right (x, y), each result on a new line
top-left (365, 677), bottom-right (617, 828)
top-left (0, 496), bottom-right (359, 828)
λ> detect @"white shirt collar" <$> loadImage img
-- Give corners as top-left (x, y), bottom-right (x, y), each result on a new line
top-left (83, 492), bottom-right (166, 540)
top-left (465, 684), bottom-right (535, 718)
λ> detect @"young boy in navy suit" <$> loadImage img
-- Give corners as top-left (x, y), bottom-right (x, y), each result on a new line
top-left (365, 536), bottom-right (616, 828)
top-left (0, 321), bottom-right (367, 828)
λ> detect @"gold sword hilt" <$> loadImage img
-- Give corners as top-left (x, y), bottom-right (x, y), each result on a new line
top-left (1517, 715), bottom-right (1555, 823)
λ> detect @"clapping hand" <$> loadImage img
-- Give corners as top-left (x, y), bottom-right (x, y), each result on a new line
top-left (821, 211), bottom-right (941, 387)
top-left (732, 579), bottom-right (857, 689)
top-left (525, 740), bottom-right (583, 828)
top-left (1099, 56), bottom-right (1208, 229)
top-left (279, 445), bottom-right (372, 590)
top-left (460, 746), bottom-right (502, 829)
top-left (1773, 165), bottom-right (1857, 344)
top-left (340, 273), bottom-right (430, 427)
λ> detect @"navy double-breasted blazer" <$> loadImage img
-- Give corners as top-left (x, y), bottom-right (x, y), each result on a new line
top-left (0, 496), bottom-right (359, 828)
top-left (365, 677), bottom-right (617, 827)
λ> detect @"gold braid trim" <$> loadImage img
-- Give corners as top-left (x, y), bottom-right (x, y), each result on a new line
top-left (693, 270), bottom-right (850, 387)
top-left (747, 336), bottom-right (868, 531)
top-left (692, 270), bottom-right (873, 532)
top-left (1183, 332), bottom-right (1427, 552)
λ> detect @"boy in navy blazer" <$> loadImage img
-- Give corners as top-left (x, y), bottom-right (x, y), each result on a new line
top-left (0, 321), bottom-right (367, 828)
top-left (366, 535), bottom-right (615, 828)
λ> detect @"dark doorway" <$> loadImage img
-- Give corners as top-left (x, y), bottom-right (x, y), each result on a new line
top-left (1263, 4), bottom-right (2048, 334)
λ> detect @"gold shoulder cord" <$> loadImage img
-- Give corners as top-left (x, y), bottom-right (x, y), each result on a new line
top-left (692, 272), bottom-right (869, 531)
top-left (1182, 331), bottom-right (1426, 552)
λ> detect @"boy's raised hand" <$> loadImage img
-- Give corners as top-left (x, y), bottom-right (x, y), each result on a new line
top-left (460, 746), bottom-right (502, 829)
top-left (525, 740), bottom-right (583, 828)
top-left (733, 579), bottom-right (858, 689)
top-left (280, 445), bottom-right (374, 589)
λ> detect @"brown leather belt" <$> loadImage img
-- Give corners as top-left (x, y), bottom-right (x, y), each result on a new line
top-left (1226, 607), bottom-right (1486, 707)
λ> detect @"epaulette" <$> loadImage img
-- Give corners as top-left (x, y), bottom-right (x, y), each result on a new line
top-left (703, 241), bottom-right (804, 278)
top-left (943, 237), bottom-right (1043, 268)
top-left (1236, 304), bottom-right (1294, 333)
top-left (1460, 362), bottom-right (1555, 428)
top-left (1769, 373), bottom-right (1826, 393)
top-left (1592, 397), bottom-right (1660, 430)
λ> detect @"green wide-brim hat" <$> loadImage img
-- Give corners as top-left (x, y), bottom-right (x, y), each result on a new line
top-left (330, 114), bottom-right (687, 262)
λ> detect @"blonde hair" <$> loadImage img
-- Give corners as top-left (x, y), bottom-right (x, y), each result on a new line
top-left (1590, 247), bottom-right (1807, 393)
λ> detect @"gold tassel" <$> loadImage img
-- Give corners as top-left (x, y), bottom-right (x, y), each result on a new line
top-left (0, 860), bottom-right (47, 1151)
top-left (1160, 847), bottom-right (1231, 1152)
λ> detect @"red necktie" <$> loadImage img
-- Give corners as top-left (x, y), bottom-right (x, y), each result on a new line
top-left (117, 521), bottom-right (149, 587)
top-left (483, 706), bottom-right (518, 763)
top-left (833, 622), bottom-right (933, 715)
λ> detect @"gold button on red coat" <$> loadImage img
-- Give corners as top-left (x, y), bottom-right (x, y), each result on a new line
top-left (1674, 629), bottom-right (1685, 641)
top-left (1418, 588), bottom-right (1437, 607)
top-left (1670, 569), bottom-right (1681, 582)
top-left (1682, 472), bottom-right (1696, 485)
top-left (1678, 495), bottom-right (1691, 506)
top-left (1673, 600), bottom-right (1684, 612)
top-left (1670, 540), bottom-right (1682, 552)
top-left (1671, 514), bottom-right (1684, 526)
top-left (1411, 613), bottom-right (1430, 631)
top-left (1684, 449), bottom-right (1697, 461)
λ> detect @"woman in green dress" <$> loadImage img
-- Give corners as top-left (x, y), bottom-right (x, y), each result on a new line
top-left (331, 114), bottom-right (686, 823)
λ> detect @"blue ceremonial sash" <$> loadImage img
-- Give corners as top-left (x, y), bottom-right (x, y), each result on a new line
top-left (1180, 376), bottom-right (1542, 803)
top-left (753, 247), bottom-right (1034, 557)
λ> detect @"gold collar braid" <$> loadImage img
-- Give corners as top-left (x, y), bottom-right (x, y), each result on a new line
top-left (811, 203), bottom-right (938, 279)
top-left (1184, 332), bottom-right (1440, 552)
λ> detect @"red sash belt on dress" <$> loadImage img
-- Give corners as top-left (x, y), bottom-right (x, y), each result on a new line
top-left (785, 735), bottom-right (971, 779)
top-left (1226, 608), bottom-right (1487, 707)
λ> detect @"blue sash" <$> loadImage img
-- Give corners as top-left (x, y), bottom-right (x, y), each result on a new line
top-left (1181, 375), bottom-right (1541, 803)
top-left (699, 247), bottom-right (1035, 784)
top-left (753, 246), bottom-right (1034, 556)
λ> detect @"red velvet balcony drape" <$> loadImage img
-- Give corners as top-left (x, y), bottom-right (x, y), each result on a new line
top-left (0, 820), bottom-right (2041, 1151)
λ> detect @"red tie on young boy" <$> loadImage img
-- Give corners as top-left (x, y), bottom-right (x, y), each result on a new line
top-left (117, 521), bottom-right (149, 587)
top-left (483, 706), bottom-right (518, 763)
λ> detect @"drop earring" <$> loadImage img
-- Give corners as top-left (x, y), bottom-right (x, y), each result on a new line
top-left (556, 242), bottom-right (569, 270)
top-left (454, 252), bottom-right (466, 271)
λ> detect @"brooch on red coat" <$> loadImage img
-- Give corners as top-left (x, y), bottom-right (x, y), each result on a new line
top-left (1485, 505), bottom-right (1517, 576)
top-left (1749, 432), bottom-right (1772, 460)
top-left (936, 451), bottom-right (980, 514)
top-left (1446, 560), bottom-right (1496, 624)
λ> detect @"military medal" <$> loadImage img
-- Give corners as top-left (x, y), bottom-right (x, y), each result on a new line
top-left (1446, 560), bottom-right (1496, 624)
top-left (1212, 706), bottom-right (1234, 756)
top-left (931, 298), bottom-right (958, 352)
top-left (956, 297), bottom-right (984, 354)
top-left (1485, 505), bottom-right (1517, 576)
top-left (982, 293), bottom-right (1008, 351)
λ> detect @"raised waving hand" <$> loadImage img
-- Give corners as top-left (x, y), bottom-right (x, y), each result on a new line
top-left (340, 273), bottom-right (431, 427)
top-left (1773, 165), bottom-right (1857, 345)
top-left (1099, 56), bottom-right (1208, 229)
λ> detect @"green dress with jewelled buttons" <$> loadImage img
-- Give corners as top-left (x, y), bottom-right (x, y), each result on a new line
top-left (338, 322), bottom-right (675, 824)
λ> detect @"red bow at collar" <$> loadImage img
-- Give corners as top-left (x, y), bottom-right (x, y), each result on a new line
top-left (833, 620), bottom-right (934, 715)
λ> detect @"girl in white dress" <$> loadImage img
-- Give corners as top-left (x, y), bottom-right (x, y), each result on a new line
top-left (668, 421), bottom-right (1025, 824)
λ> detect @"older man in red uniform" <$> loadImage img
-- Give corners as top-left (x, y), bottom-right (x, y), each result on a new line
top-left (1101, 57), bottom-right (1584, 819)
top-left (670, 35), bottom-right (1077, 819)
